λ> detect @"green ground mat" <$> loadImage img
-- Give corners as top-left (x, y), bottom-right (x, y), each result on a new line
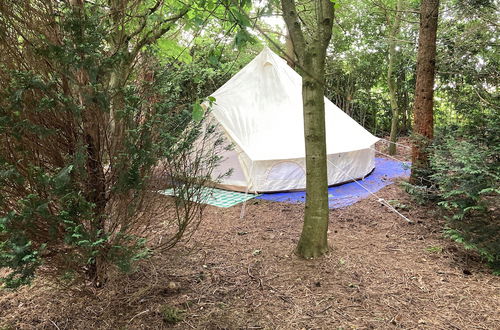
top-left (159, 186), bottom-right (259, 208)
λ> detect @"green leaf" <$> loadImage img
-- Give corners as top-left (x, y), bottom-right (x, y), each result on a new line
top-left (192, 102), bottom-right (204, 122)
top-left (156, 39), bottom-right (192, 64)
top-left (330, 0), bottom-right (340, 9)
top-left (234, 28), bottom-right (255, 50)
top-left (208, 54), bottom-right (219, 66)
top-left (54, 165), bottom-right (73, 188)
top-left (231, 9), bottom-right (251, 27)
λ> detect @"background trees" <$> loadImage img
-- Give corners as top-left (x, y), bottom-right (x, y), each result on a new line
top-left (323, 0), bottom-right (418, 138)
top-left (386, 0), bottom-right (404, 155)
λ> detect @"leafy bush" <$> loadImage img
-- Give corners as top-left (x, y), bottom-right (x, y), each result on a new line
top-left (400, 181), bottom-right (437, 205)
top-left (431, 139), bottom-right (498, 219)
top-left (403, 110), bottom-right (499, 273)
top-left (0, 2), bottom-right (225, 289)
top-left (429, 112), bottom-right (499, 273)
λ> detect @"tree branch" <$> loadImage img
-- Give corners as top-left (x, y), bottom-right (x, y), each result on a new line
top-left (281, 0), bottom-right (306, 61)
top-left (131, 7), bottom-right (189, 58)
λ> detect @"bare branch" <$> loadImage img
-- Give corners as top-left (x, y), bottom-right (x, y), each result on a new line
top-left (281, 0), bottom-right (307, 61)
top-left (131, 7), bottom-right (189, 58)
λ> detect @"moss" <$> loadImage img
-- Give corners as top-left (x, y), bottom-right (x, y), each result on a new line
top-left (161, 305), bottom-right (184, 324)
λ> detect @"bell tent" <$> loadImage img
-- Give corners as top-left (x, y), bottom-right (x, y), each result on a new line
top-left (204, 47), bottom-right (379, 193)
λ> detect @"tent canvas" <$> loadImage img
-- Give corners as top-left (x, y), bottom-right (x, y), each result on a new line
top-left (203, 47), bottom-right (379, 193)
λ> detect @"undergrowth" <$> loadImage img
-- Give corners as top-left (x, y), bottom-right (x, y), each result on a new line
top-left (404, 113), bottom-right (499, 274)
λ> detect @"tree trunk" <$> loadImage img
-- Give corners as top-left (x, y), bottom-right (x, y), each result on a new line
top-left (387, 0), bottom-right (402, 155)
top-left (69, 0), bottom-right (109, 287)
top-left (297, 51), bottom-right (330, 258)
top-left (285, 30), bottom-right (296, 69)
top-left (398, 67), bottom-right (410, 134)
top-left (281, 0), bottom-right (334, 258)
top-left (109, 62), bottom-right (131, 156)
top-left (410, 0), bottom-right (439, 184)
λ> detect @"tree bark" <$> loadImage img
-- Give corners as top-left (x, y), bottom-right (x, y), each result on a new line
top-left (69, 0), bottom-right (108, 287)
top-left (410, 0), bottom-right (439, 184)
top-left (67, 0), bottom-right (187, 286)
top-left (398, 67), bottom-right (410, 134)
top-left (387, 0), bottom-right (402, 155)
top-left (281, 0), bottom-right (334, 258)
top-left (299, 60), bottom-right (330, 258)
top-left (284, 30), bottom-right (296, 69)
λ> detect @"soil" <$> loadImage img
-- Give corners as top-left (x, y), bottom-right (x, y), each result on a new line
top-left (1, 147), bottom-right (499, 329)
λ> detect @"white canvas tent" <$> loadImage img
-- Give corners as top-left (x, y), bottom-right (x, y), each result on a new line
top-left (205, 47), bottom-right (379, 193)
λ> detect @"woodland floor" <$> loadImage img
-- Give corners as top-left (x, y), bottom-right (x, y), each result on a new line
top-left (1, 142), bottom-right (499, 329)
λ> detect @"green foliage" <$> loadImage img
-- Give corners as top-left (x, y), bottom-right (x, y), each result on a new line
top-left (400, 181), bottom-right (437, 205)
top-left (425, 246), bottom-right (444, 254)
top-left (161, 305), bottom-right (185, 324)
top-left (153, 57), bottom-right (230, 110)
top-left (0, 237), bottom-right (44, 288)
top-left (431, 139), bottom-right (498, 220)
top-left (445, 228), bottom-right (500, 275)
top-left (387, 199), bottom-right (410, 211)
top-left (434, 0), bottom-right (498, 130)
top-left (0, 1), bottom-right (225, 289)
top-left (156, 39), bottom-right (193, 64)
top-left (325, 0), bottom-right (417, 135)
top-left (429, 112), bottom-right (499, 272)
top-left (405, 109), bottom-right (498, 273)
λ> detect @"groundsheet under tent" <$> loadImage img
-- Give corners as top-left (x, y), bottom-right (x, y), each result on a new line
top-left (256, 157), bottom-right (410, 209)
top-left (159, 158), bottom-right (409, 208)
top-left (159, 186), bottom-right (260, 208)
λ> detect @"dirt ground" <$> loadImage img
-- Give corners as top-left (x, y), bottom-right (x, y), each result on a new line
top-left (1, 149), bottom-right (499, 329)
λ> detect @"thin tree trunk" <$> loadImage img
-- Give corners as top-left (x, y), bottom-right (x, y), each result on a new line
top-left (387, 0), bottom-right (402, 155)
top-left (298, 51), bottom-right (330, 258)
top-left (69, 0), bottom-right (108, 287)
top-left (410, 0), bottom-right (439, 184)
top-left (285, 30), bottom-right (296, 69)
top-left (398, 67), bottom-right (410, 134)
top-left (281, 0), bottom-right (334, 258)
top-left (109, 62), bottom-right (131, 156)
top-left (372, 91), bottom-right (378, 135)
top-left (108, 0), bottom-right (131, 157)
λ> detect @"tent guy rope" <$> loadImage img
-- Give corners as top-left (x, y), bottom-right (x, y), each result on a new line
top-left (327, 159), bottom-right (413, 223)
top-left (369, 147), bottom-right (435, 185)
top-left (369, 147), bottom-right (410, 163)
top-left (378, 138), bottom-right (412, 149)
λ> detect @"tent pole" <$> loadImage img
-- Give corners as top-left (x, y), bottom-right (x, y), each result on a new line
top-left (239, 161), bottom-right (255, 219)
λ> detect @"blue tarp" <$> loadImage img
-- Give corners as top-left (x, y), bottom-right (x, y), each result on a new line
top-left (256, 157), bottom-right (410, 209)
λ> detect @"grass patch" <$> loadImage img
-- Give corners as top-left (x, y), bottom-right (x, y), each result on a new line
top-left (161, 305), bottom-right (185, 324)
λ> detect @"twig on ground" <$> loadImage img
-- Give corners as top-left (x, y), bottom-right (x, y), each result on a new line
top-left (49, 320), bottom-right (61, 330)
top-left (127, 309), bottom-right (150, 324)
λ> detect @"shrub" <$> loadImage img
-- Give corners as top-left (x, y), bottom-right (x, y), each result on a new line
top-left (429, 112), bottom-right (499, 273)
top-left (0, 2), bottom-right (225, 288)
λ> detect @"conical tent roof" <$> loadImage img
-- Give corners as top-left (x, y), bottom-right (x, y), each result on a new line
top-left (209, 47), bottom-right (379, 162)
top-left (203, 47), bottom-right (379, 192)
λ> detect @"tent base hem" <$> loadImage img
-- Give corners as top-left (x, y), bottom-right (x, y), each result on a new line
top-left (212, 166), bottom-right (375, 194)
